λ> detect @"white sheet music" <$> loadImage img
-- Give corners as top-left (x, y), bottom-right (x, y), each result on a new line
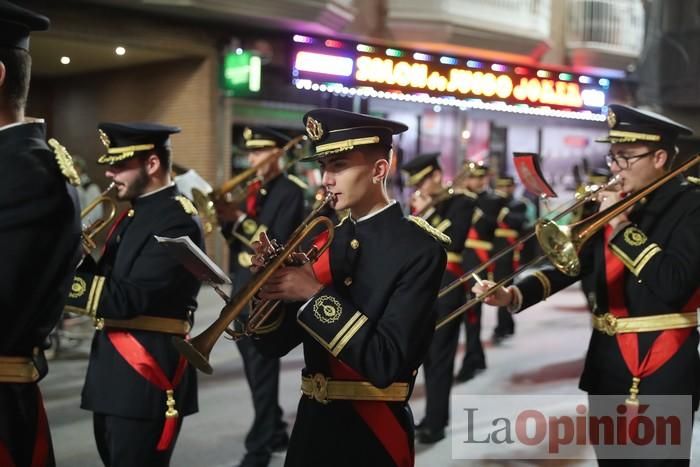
top-left (155, 235), bottom-right (231, 285)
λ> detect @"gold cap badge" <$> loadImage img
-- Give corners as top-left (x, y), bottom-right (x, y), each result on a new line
top-left (607, 108), bottom-right (617, 129)
top-left (306, 116), bottom-right (324, 141)
top-left (98, 129), bottom-right (111, 148)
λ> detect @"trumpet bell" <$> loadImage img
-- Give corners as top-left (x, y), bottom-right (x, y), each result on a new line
top-left (172, 337), bottom-right (213, 374)
top-left (535, 219), bottom-right (580, 276)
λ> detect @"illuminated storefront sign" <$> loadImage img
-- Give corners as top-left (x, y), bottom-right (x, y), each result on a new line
top-left (290, 35), bottom-right (609, 117)
top-left (221, 50), bottom-right (261, 94)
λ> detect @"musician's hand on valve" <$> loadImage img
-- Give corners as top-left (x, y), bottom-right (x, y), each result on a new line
top-left (214, 198), bottom-right (244, 223)
top-left (471, 280), bottom-right (513, 307)
top-left (250, 232), bottom-right (275, 273)
top-left (258, 263), bottom-right (323, 302)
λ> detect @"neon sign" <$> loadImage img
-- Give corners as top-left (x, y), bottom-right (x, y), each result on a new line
top-left (292, 42), bottom-right (608, 111)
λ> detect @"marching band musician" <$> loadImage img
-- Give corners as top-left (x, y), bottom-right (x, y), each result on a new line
top-left (64, 122), bottom-right (204, 466)
top-left (0, 2), bottom-right (82, 466)
top-left (251, 108), bottom-right (447, 467)
top-left (454, 161), bottom-right (503, 383)
top-left (401, 152), bottom-right (475, 444)
top-left (475, 104), bottom-right (700, 465)
top-left (491, 176), bottom-right (528, 344)
top-left (216, 127), bottom-right (305, 467)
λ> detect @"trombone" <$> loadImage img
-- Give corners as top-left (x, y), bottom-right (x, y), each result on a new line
top-left (192, 135), bottom-right (307, 234)
top-left (438, 175), bottom-right (621, 298)
top-left (435, 154), bottom-right (700, 330)
top-left (80, 182), bottom-right (117, 255)
top-left (414, 162), bottom-right (476, 219)
top-left (172, 192), bottom-right (335, 374)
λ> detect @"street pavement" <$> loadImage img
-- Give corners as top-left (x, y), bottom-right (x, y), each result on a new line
top-left (42, 284), bottom-right (700, 466)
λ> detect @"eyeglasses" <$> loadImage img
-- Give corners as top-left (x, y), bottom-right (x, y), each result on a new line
top-left (605, 149), bottom-right (656, 169)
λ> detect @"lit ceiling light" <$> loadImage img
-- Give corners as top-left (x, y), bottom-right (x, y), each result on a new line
top-left (60, 56), bottom-right (70, 65)
top-left (115, 46), bottom-right (126, 56)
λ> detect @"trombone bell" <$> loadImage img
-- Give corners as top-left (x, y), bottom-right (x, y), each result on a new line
top-left (535, 220), bottom-right (580, 276)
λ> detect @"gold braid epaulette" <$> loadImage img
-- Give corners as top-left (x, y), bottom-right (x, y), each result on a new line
top-left (48, 138), bottom-right (80, 186)
top-left (408, 216), bottom-right (451, 247)
top-left (175, 195), bottom-right (198, 215)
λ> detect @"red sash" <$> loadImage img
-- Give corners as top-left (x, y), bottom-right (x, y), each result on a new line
top-left (101, 209), bottom-right (130, 255)
top-left (467, 227), bottom-right (494, 274)
top-left (327, 358), bottom-right (413, 467)
top-left (0, 388), bottom-right (50, 467)
top-left (310, 230), bottom-right (332, 285)
top-left (604, 225), bottom-right (699, 387)
top-left (245, 180), bottom-right (262, 217)
top-left (445, 261), bottom-right (465, 281)
top-left (107, 331), bottom-right (188, 451)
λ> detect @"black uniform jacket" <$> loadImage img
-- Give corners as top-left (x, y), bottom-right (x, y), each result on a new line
top-left (224, 174), bottom-right (305, 292)
top-left (515, 177), bottom-right (700, 407)
top-left (1, 122), bottom-right (81, 466)
top-left (254, 202), bottom-right (447, 466)
top-left (1, 122), bottom-right (81, 357)
top-left (65, 185), bottom-right (204, 419)
top-left (424, 192), bottom-right (475, 308)
top-left (463, 190), bottom-right (504, 276)
top-left (493, 193), bottom-right (528, 279)
top-left (424, 191), bottom-right (475, 257)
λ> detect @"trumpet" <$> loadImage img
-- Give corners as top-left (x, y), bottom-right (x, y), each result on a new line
top-left (435, 154), bottom-right (700, 330)
top-left (226, 192), bottom-right (336, 339)
top-left (192, 135), bottom-right (307, 235)
top-left (172, 192), bottom-right (335, 374)
top-left (81, 182), bottom-right (117, 255)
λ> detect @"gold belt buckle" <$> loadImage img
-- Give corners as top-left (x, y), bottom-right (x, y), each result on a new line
top-left (601, 313), bottom-right (617, 336)
top-left (310, 373), bottom-right (330, 404)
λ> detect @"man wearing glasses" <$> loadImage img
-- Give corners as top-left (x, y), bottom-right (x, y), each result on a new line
top-left (474, 104), bottom-right (700, 465)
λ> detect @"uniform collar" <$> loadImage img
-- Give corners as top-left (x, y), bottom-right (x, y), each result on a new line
top-left (0, 121), bottom-right (28, 133)
top-left (0, 121), bottom-right (46, 147)
top-left (352, 200), bottom-right (398, 224)
top-left (132, 183), bottom-right (176, 208)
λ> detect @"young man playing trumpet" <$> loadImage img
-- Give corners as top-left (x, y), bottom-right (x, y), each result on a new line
top-left (251, 108), bottom-right (447, 467)
top-left (474, 104), bottom-right (700, 466)
top-left (64, 122), bottom-right (203, 466)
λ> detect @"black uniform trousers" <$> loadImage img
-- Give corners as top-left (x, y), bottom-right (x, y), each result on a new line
top-left (459, 249), bottom-right (487, 374)
top-left (94, 413), bottom-right (183, 467)
top-left (462, 302), bottom-right (486, 369)
top-left (235, 334), bottom-right (287, 466)
top-left (421, 271), bottom-right (466, 431)
top-left (493, 254), bottom-right (516, 338)
top-left (0, 384), bottom-right (55, 467)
